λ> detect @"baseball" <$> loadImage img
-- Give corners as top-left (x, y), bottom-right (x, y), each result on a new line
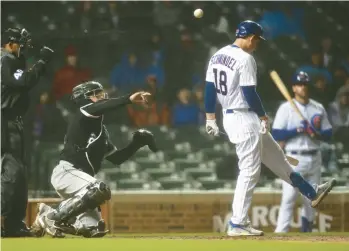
top-left (194, 9), bottom-right (203, 18)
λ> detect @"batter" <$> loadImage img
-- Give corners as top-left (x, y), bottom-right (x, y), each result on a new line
top-left (273, 71), bottom-right (332, 233)
top-left (204, 20), bottom-right (336, 236)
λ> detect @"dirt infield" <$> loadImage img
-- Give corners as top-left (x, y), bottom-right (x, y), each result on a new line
top-left (109, 234), bottom-right (349, 242)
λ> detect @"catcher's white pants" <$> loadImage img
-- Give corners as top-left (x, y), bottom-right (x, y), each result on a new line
top-left (275, 152), bottom-right (321, 233)
top-left (49, 160), bottom-right (102, 230)
top-left (222, 110), bottom-right (294, 225)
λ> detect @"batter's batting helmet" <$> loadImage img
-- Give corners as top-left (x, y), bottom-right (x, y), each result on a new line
top-left (292, 71), bottom-right (310, 85)
top-left (235, 20), bottom-right (266, 40)
top-left (71, 81), bottom-right (107, 102)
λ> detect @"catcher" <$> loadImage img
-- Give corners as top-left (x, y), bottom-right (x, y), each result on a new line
top-left (31, 81), bottom-right (157, 238)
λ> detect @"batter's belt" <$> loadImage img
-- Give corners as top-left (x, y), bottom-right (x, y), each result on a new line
top-left (223, 108), bottom-right (252, 114)
top-left (287, 149), bottom-right (319, 156)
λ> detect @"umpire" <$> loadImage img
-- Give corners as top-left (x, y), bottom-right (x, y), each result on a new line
top-left (1, 28), bottom-right (54, 237)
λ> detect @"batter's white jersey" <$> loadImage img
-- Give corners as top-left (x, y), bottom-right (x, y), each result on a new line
top-left (272, 99), bottom-right (332, 152)
top-left (205, 45), bottom-right (257, 110)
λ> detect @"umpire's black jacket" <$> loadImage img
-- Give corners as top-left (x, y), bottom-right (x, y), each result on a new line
top-left (1, 48), bottom-right (46, 161)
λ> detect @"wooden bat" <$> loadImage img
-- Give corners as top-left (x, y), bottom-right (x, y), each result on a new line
top-left (269, 70), bottom-right (314, 138)
top-left (268, 70), bottom-right (302, 166)
top-left (269, 71), bottom-right (306, 121)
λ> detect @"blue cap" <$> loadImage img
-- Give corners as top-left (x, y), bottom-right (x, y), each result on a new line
top-left (235, 20), bottom-right (266, 40)
top-left (292, 71), bottom-right (310, 85)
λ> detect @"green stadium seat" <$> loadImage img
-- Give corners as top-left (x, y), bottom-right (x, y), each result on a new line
top-left (134, 158), bottom-right (163, 170)
top-left (117, 179), bottom-right (147, 190)
top-left (145, 168), bottom-right (175, 180)
top-left (197, 178), bottom-right (225, 190)
top-left (158, 178), bottom-right (187, 190)
top-left (185, 167), bottom-right (215, 180)
top-left (165, 150), bottom-right (188, 160)
top-left (172, 158), bottom-right (201, 170)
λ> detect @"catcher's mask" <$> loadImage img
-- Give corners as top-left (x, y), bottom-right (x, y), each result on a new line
top-left (71, 81), bottom-right (108, 103)
top-left (2, 28), bottom-right (33, 57)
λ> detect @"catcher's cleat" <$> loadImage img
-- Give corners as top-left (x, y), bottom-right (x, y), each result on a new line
top-left (31, 203), bottom-right (51, 237)
top-left (133, 129), bottom-right (158, 152)
top-left (37, 213), bottom-right (65, 238)
top-left (311, 178), bottom-right (336, 208)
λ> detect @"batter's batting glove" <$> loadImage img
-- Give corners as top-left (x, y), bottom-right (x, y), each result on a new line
top-left (206, 119), bottom-right (219, 136)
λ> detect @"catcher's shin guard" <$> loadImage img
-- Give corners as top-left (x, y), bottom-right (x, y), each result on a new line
top-left (48, 182), bottom-right (111, 223)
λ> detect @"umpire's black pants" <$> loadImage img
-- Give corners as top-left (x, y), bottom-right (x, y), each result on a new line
top-left (1, 153), bottom-right (28, 232)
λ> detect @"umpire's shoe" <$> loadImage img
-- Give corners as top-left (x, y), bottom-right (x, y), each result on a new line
top-left (2, 220), bottom-right (35, 238)
top-left (133, 129), bottom-right (158, 152)
top-left (311, 178), bottom-right (336, 208)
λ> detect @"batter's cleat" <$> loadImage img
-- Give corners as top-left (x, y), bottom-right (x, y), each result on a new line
top-left (31, 203), bottom-right (52, 237)
top-left (227, 222), bottom-right (264, 236)
top-left (311, 178), bottom-right (336, 208)
top-left (37, 214), bottom-right (65, 238)
top-left (133, 129), bottom-right (158, 152)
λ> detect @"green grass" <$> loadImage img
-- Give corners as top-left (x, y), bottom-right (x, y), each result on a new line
top-left (2, 233), bottom-right (349, 251)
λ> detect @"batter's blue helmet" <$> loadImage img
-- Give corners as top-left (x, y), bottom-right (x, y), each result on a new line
top-left (235, 20), bottom-right (266, 40)
top-left (292, 71), bottom-right (310, 85)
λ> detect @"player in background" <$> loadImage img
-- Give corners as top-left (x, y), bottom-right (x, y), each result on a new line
top-left (31, 81), bottom-right (158, 238)
top-left (272, 72), bottom-right (332, 233)
top-left (1, 28), bottom-right (54, 237)
top-left (204, 20), bottom-right (336, 236)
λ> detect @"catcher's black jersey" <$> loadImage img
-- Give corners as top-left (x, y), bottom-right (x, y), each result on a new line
top-left (60, 96), bottom-right (131, 176)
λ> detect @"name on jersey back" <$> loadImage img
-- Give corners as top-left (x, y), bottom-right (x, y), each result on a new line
top-left (210, 54), bottom-right (237, 71)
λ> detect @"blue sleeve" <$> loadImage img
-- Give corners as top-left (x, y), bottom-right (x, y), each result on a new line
top-left (272, 129), bottom-right (298, 141)
top-left (204, 81), bottom-right (217, 113)
top-left (319, 128), bottom-right (332, 142)
top-left (241, 86), bottom-right (266, 117)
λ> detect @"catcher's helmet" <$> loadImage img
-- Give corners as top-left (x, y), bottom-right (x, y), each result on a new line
top-left (71, 81), bottom-right (106, 102)
top-left (292, 71), bottom-right (310, 85)
top-left (235, 20), bottom-right (266, 41)
top-left (1, 27), bottom-right (32, 49)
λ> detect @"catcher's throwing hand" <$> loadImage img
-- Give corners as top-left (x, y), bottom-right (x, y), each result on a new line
top-left (206, 119), bottom-right (219, 136)
top-left (129, 91), bottom-right (152, 107)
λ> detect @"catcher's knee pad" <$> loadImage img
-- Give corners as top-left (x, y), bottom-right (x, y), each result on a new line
top-left (50, 182), bottom-right (111, 223)
top-left (84, 181), bottom-right (111, 207)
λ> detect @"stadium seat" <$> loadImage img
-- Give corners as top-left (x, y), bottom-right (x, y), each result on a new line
top-left (145, 166), bottom-right (176, 180)
top-left (172, 158), bottom-right (201, 170)
top-left (185, 167), bottom-right (216, 180)
top-left (166, 150), bottom-right (190, 160)
top-left (134, 158), bottom-right (163, 170)
top-left (197, 177), bottom-right (225, 190)
top-left (117, 178), bottom-right (147, 190)
top-left (158, 177), bottom-right (187, 190)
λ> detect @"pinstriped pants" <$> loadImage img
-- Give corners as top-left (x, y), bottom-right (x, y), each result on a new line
top-left (222, 110), bottom-right (294, 225)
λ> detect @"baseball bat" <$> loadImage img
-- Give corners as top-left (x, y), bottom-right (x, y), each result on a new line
top-left (269, 70), bottom-right (315, 138)
top-left (269, 71), bottom-right (305, 121)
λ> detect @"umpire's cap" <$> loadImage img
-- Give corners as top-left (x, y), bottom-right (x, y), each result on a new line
top-left (292, 71), bottom-right (310, 85)
top-left (1, 27), bottom-right (32, 48)
top-left (72, 81), bottom-right (104, 101)
top-left (235, 20), bottom-right (266, 41)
